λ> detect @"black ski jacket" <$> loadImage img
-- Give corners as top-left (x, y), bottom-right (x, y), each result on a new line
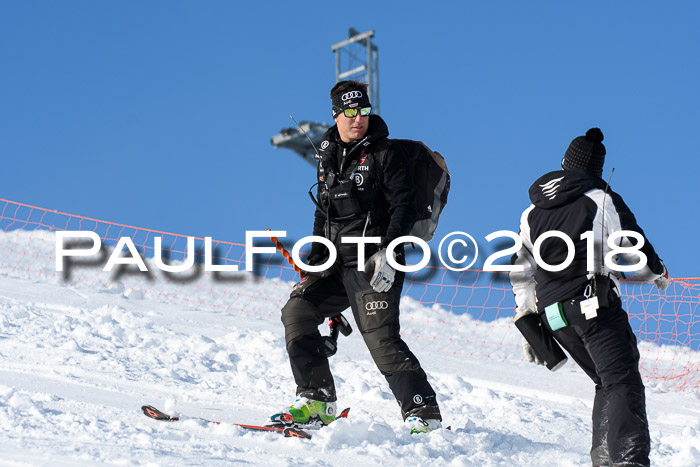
top-left (311, 115), bottom-right (416, 267)
top-left (510, 169), bottom-right (665, 312)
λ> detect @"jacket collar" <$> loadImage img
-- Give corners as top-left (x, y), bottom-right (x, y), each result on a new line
top-left (317, 115), bottom-right (389, 173)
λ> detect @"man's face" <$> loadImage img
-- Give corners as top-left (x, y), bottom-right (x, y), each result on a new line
top-left (334, 109), bottom-right (369, 143)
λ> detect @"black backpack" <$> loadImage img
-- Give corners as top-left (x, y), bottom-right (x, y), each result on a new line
top-left (379, 140), bottom-right (450, 242)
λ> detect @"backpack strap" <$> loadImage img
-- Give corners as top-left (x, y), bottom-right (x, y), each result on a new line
top-left (378, 139), bottom-right (391, 166)
top-left (371, 139), bottom-right (392, 188)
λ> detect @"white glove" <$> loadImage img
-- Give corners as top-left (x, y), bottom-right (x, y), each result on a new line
top-left (522, 338), bottom-right (544, 365)
top-left (366, 249), bottom-right (395, 293)
top-left (654, 264), bottom-right (670, 291)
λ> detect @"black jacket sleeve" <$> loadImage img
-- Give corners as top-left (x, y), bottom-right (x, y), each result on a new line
top-left (307, 165), bottom-right (329, 263)
top-left (380, 141), bottom-right (417, 247)
top-left (311, 160), bottom-right (328, 237)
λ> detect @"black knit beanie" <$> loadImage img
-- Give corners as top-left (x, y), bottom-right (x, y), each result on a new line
top-left (561, 128), bottom-right (606, 177)
top-left (331, 85), bottom-right (372, 118)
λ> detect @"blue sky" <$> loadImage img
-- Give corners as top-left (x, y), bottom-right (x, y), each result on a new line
top-left (2, 1), bottom-right (699, 277)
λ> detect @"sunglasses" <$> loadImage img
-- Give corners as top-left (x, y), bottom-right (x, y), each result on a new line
top-left (342, 107), bottom-right (371, 118)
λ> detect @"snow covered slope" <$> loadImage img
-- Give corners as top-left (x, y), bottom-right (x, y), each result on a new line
top-left (1, 230), bottom-right (699, 466)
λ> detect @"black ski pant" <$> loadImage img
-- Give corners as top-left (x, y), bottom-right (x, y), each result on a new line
top-left (544, 296), bottom-right (650, 467)
top-left (280, 263), bottom-right (441, 421)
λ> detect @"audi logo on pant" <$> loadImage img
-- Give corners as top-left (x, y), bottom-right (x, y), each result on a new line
top-left (365, 301), bottom-right (389, 311)
top-left (342, 91), bottom-right (363, 101)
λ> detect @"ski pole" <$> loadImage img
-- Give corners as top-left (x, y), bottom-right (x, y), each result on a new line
top-left (266, 229), bottom-right (352, 349)
top-left (266, 229), bottom-right (306, 279)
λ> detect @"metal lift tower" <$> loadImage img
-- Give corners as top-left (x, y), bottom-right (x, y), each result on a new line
top-left (270, 28), bottom-right (380, 166)
top-left (333, 28), bottom-right (379, 115)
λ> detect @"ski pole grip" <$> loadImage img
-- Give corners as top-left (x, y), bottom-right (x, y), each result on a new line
top-left (336, 314), bottom-right (352, 336)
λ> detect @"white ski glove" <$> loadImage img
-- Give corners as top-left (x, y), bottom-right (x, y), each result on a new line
top-left (366, 249), bottom-right (395, 293)
top-left (522, 338), bottom-right (544, 365)
top-left (654, 264), bottom-right (670, 291)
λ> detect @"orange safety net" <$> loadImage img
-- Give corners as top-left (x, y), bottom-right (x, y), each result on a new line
top-left (1, 198), bottom-right (698, 391)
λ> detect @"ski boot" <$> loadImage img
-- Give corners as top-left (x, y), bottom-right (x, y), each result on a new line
top-left (267, 397), bottom-right (337, 430)
top-left (406, 416), bottom-right (442, 434)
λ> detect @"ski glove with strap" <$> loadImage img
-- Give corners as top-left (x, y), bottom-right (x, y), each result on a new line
top-left (654, 263), bottom-right (670, 291)
top-left (306, 241), bottom-right (328, 266)
top-left (366, 249), bottom-right (395, 293)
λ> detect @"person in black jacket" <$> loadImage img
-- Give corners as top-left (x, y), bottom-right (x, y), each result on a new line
top-left (268, 81), bottom-right (441, 434)
top-left (510, 128), bottom-right (670, 467)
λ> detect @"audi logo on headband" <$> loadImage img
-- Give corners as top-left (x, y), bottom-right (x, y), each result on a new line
top-left (365, 301), bottom-right (389, 311)
top-left (342, 91), bottom-right (363, 101)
